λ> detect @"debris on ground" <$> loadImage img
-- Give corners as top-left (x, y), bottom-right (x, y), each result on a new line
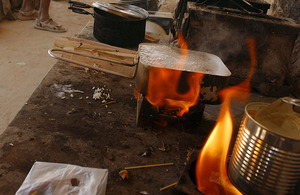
top-left (92, 86), bottom-right (116, 106)
top-left (51, 84), bottom-right (84, 99)
top-left (186, 147), bottom-right (193, 161)
top-left (139, 145), bottom-right (154, 157)
top-left (158, 141), bottom-right (170, 152)
top-left (101, 100), bottom-right (116, 106)
top-left (92, 86), bottom-right (110, 100)
top-left (66, 108), bottom-right (79, 115)
top-left (119, 170), bottom-right (129, 180)
top-left (125, 162), bottom-right (174, 170)
top-left (140, 191), bottom-right (149, 195)
top-left (160, 182), bottom-right (177, 191)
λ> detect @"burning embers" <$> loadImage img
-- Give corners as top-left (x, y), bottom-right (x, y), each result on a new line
top-left (195, 38), bottom-right (256, 194)
top-left (147, 67), bottom-right (203, 119)
top-left (146, 33), bottom-right (204, 118)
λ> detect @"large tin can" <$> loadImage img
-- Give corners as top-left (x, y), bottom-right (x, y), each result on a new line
top-left (228, 97), bottom-right (300, 195)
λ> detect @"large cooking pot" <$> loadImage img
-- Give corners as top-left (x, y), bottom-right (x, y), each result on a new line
top-left (68, 1), bottom-right (148, 47)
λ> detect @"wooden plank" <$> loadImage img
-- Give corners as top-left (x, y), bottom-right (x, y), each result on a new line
top-left (53, 37), bottom-right (138, 65)
top-left (64, 37), bottom-right (137, 54)
top-left (144, 32), bottom-right (160, 43)
top-left (68, 50), bottom-right (137, 78)
top-left (52, 37), bottom-right (138, 78)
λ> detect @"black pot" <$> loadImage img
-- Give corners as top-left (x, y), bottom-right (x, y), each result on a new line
top-left (68, 2), bottom-right (148, 47)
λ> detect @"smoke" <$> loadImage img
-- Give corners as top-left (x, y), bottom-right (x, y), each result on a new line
top-left (187, 20), bottom-right (249, 63)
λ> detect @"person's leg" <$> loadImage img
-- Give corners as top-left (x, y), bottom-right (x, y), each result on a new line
top-left (18, 0), bottom-right (38, 20)
top-left (37, 0), bottom-right (50, 22)
top-left (34, 0), bottom-right (67, 32)
top-left (20, 0), bottom-right (33, 12)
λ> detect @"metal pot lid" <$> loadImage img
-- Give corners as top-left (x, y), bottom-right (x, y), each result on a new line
top-left (92, 2), bottom-right (148, 20)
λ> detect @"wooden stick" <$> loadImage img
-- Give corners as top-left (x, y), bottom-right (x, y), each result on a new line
top-left (160, 182), bottom-right (178, 191)
top-left (101, 100), bottom-right (117, 106)
top-left (125, 162), bottom-right (174, 170)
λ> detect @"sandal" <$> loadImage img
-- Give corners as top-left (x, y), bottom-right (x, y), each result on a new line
top-left (17, 10), bottom-right (38, 21)
top-left (34, 18), bottom-right (67, 33)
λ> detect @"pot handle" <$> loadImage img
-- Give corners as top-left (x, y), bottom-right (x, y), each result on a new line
top-left (48, 48), bottom-right (138, 78)
top-left (282, 97), bottom-right (300, 107)
top-left (68, 7), bottom-right (93, 16)
top-left (68, 0), bottom-right (93, 8)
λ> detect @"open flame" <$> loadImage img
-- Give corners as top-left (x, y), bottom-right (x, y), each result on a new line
top-left (195, 38), bottom-right (257, 194)
top-left (146, 32), bottom-right (204, 117)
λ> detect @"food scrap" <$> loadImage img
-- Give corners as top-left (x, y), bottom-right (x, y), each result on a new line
top-left (92, 86), bottom-right (113, 102)
top-left (119, 170), bottom-right (129, 180)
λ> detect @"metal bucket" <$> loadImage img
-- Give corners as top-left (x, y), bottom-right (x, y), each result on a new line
top-left (228, 97), bottom-right (300, 195)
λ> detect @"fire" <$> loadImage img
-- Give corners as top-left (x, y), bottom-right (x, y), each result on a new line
top-left (195, 38), bottom-right (257, 194)
top-left (146, 32), bottom-right (204, 117)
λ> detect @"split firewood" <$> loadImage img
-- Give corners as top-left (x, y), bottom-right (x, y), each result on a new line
top-left (52, 37), bottom-right (138, 78)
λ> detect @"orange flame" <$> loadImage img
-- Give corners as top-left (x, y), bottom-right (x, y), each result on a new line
top-left (195, 38), bottom-right (257, 194)
top-left (146, 32), bottom-right (204, 117)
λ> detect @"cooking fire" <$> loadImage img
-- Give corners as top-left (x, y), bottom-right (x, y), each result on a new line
top-left (195, 38), bottom-right (256, 195)
top-left (134, 33), bottom-right (231, 126)
top-left (6, 0), bottom-right (299, 194)
top-left (134, 32), bottom-right (258, 193)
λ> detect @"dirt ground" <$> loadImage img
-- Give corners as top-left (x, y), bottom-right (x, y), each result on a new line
top-left (0, 1), bottom-right (287, 194)
top-left (0, 0), bottom-right (95, 135)
top-left (0, 0), bottom-right (178, 135)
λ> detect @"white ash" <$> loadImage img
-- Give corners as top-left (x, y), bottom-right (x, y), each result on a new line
top-left (51, 84), bottom-right (84, 99)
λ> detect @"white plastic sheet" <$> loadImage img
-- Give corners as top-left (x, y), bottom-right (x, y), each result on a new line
top-left (16, 162), bottom-right (108, 195)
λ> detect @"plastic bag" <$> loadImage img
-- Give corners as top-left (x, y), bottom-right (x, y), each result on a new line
top-left (16, 161), bottom-right (108, 195)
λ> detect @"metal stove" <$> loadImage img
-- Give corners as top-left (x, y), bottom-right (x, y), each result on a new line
top-left (134, 43), bottom-right (231, 126)
top-left (173, 0), bottom-right (300, 97)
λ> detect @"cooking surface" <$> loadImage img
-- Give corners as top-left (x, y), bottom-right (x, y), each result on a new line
top-left (138, 43), bottom-right (231, 76)
top-left (0, 23), bottom-right (277, 194)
